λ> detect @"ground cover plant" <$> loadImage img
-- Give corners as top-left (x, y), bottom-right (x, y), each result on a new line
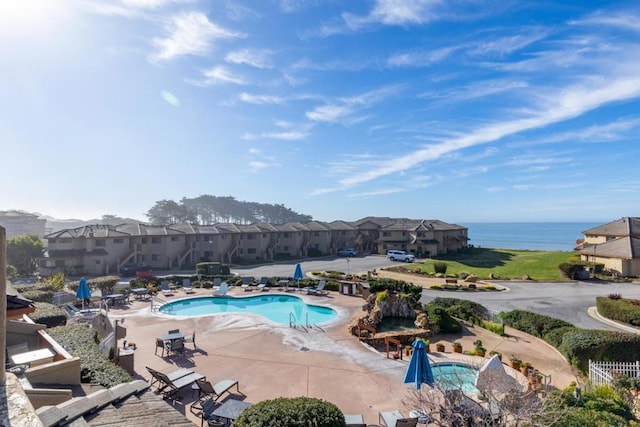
top-left (596, 296), bottom-right (640, 326)
top-left (408, 248), bottom-right (575, 281)
top-left (234, 396), bottom-right (345, 427)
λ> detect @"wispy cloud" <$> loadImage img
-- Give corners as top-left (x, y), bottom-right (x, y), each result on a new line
top-left (306, 85), bottom-right (402, 123)
top-left (315, 74), bottom-right (640, 193)
top-left (188, 66), bottom-right (246, 86)
top-left (122, 0), bottom-right (193, 9)
top-left (569, 11), bottom-right (640, 33)
top-left (470, 29), bottom-right (548, 57)
top-left (151, 12), bottom-right (243, 62)
top-left (225, 49), bottom-right (273, 69)
top-left (514, 117), bottom-right (640, 146)
top-left (420, 79), bottom-right (529, 104)
top-left (238, 93), bottom-right (286, 105)
top-left (342, 0), bottom-right (442, 29)
top-left (387, 46), bottom-right (458, 67)
top-left (243, 131), bottom-right (308, 141)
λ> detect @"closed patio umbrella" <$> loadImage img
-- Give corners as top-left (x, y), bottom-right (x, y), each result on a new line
top-left (404, 339), bottom-right (434, 389)
top-left (76, 277), bottom-right (91, 310)
top-left (293, 263), bottom-right (304, 291)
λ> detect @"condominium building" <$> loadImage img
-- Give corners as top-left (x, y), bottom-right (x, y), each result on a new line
top-left (40, 217), bottom-right (468, 276)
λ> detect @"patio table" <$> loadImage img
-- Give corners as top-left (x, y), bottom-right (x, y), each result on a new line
top-left (11, 348), bottom-right (55, 367)
top-left (210, 399), bottom-right (252, 423)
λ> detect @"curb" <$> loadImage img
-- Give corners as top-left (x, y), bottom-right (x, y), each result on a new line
top-left (587, 306), bottom-right (640, 334)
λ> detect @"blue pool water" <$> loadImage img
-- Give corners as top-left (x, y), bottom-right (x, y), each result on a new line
top-left (432, 363), bottom-right (479, 393)
top-left (159, 294), bottom-right (338, 325)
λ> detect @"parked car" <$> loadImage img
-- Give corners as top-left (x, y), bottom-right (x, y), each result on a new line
top-left (387, 250), bottom-right (415, 262)
top-left (119, 263), bottom-right (150, 276)
top-left (337, 248), bottom-right (357, 257)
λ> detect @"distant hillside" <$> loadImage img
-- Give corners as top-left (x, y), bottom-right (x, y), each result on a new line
top-left (37, 213), bottom-right (145, 234)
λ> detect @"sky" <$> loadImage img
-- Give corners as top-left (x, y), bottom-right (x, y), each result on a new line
top-left (1, 0), bottom-right (639, 224)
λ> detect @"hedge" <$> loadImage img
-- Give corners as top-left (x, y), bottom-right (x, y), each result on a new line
top-left (369, 278), bottom-right (422, 301)
top-left (423, 303), bottom-right (462, 333)
top-left (558, 329), bottom-right (640, 373)
top-left (30, 302), bottom-right (68, 328)
top-left (47, 324), bottom-right (131, 387)
top-left (234, 397), bottom-right (346, 427)
top-left (432, 297), bottom-right (489, 324)
top-left (500, 310), bottom-right (574, 338)
top-left (596, 297), bottom-right (640, 326)
top-left (20, 289), bottom-right (54, 304)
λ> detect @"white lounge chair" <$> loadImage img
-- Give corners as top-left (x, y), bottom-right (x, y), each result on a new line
top-left (213, 282), bottom-right (228, 296)
top-left (241, 277), bottom-right (253, 291)
top-left (183, 278), bottom-right (194, 294)
top-left (345, 414), bottom-right (366, 427)
top-left (212, 277), bottom-right (222, 291)
top-left (257, 276), bottom-right (269, 291)
top-left (307, 280), bottom-right (328, 295)
top-left (379, 410), bottom-right (418, 427)
top-left (160, 280), bottom-right (174, 296)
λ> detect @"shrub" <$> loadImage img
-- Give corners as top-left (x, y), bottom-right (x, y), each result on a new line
top-left (423, 303), bottom-right (462, 333)
top-left (543, 326), bottom-right (580, 348)
top-left (369, 278), bottom-right (422, 301)
top-left (46, 272), bottom-right (67, 292)
top-left (558, 329), bottom-right (640, 372)
top-left (558, 261), bottom-right (587, 279)
top-left (482, 320), bottom-right (506, 336)
top-left (432, 298), bottom-right (489, 320)
top-left (21, 289), bottom-right (54, 303)
top-left (234, 396), bottom-right (345, 427)
top-left (608, 293), bottom-right (622, 300)
top-left (30, 302), bottom-right (68, 328)
top-left (596, 297), bottom-right (640, 326)
top-left (500, 310), bottom-right (574, 338)
top-left (433, 262), bottom-right (448, 274)
top-left (47, 324), bottom-right (132, 387)
top-left (88, 276), bottom-right (120, 296)
top-left (376, 290), bottom-right (389, 302)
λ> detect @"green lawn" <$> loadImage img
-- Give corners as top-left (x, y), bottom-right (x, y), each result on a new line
top-left (415, 248), bottom-right (578, 281)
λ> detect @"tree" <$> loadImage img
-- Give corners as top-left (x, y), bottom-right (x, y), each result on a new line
top-left (7, 234), bottom-right (44, 276)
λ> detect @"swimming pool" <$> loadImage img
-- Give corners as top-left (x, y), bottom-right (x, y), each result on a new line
top-left (158, 294), bottom-right (338, 325)
top-left (432, 363), bottom-right (479, 394)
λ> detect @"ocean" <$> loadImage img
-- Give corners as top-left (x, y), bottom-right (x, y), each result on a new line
top-left (461, 222), bottom-right (601, 252)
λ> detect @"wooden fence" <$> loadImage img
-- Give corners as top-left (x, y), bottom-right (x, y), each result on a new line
top-left (588, 360), bottom-right (640, 386)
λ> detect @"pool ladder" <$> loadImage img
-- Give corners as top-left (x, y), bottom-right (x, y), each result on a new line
top-left (289, 312), bottom-right (313, 329)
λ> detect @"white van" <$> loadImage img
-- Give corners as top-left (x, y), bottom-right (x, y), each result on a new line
top-left (387, 250), bottom-right (415, 262)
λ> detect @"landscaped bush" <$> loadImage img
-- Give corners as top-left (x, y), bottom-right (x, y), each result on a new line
top-left (542, 326), bottom-right (580, 348)
top-left (558, 261), bottom-right (587, 279)
top-left (369, 278), bottom-right (422, 301)
top-left (482, 320), bottom-right (506, 336)
top-left (195, 262), bottom-right (231, 275)
top-left (88, 276), bottom-right (120, 296)
top-left (432, 298), bottom-right (489, 320)
top-left (234, 396), bottom-right (346, 427)
top-left (433, 262), bottom-right (448, 274)
top-left (47, 324), bottom-right (132, 387)
top-left (558, 329), bottom-right (640, 373)
top-left (30, 302), bottom-right (68, 328)
top-left (500, 310), bottom-right (574, 338)
top-left (596, 296), bottom-right (640, 326)
top-left (423, 303), bottom-right (462, 333)
top-left (21, 289), bottom-right (54, 303)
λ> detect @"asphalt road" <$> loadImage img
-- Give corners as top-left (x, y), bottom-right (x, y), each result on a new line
top-left (231, 255), bottom-right (640, 331)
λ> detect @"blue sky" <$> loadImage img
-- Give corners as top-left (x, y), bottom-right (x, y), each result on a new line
top-left (2, 0), bottom-right (639, 223)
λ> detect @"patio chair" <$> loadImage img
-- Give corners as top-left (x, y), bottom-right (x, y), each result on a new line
top-left (193, 378), bottom-right (240, 405)
top-left (344, 414), bottom-right (366, 427)
top-left (257, 276), bottom-right (269, 291)
top-left (146, 366), bottom-right (193, 390)
top-left (213, 283), bottom-right (228, 296)
top-left (168, 329), bottom-right (180, 334)
top-left (241, 277), bottom-right (253, 291)
top-left (160, 280), bottom-right (174, 296)
top-left (169, 338), bottom-right (185, 355)
top-left (155, 338), bottom-right (169, 357)
top-left (183, 278), bottom-right (195, 294)
top-left (184, 331), bottom-right (196, 349)
top-left (64, 304), bottom-right (97, 323)
top-left (379, 410), bottom-right (418, 427)
top-left (154, 369), bottom-right (205, 399)
top-left (307, 280), bottom-right (328, 295)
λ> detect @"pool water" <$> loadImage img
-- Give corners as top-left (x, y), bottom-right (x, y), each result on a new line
top-left (376, 317), bottom-right (416, 332)
top-left (159, 294), bottom-right (338, 325)
top-left (432, 363), bottom-right (479, 394)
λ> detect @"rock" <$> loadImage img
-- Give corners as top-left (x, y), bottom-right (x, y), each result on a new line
top-left (522, 275), bottom-right (531, 280)
top-left (464, 275), bottom-right (478, 283)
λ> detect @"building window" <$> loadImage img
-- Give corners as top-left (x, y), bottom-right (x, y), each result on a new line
top-left (314, 243), bottom-right (319, 249)
top-left (95, 239), bottom-right (106, 247)
top-left (221, 235), bottom-right (227, 240)
top-left (151, 237), bottom-right (160, 244)
top-left (263, 234), bottom-right (267, 238)
top-left (247, 234), bottom-right (255, 240)
top-left (151, 254), bottom-right (159, 261)
top-left (402, 232), bottom-right (406, 236)
top-left (95, 260), bottom-right (101, 265)
top-left (58, 238), bottom-right (71, 244)
top-left (55, 260), bottom-right (65, 267)
top-left (171, 236), bottom-right (179, 242)
top-left (205, 235), bottom-right (213, 242)
top-left (341, 231), bottom-right (345, 236)
top-left (247, 248), bottom-right (256, 254)
top-left (418, 232), bottom-right (425, 237)
top-left (314, 231), bottom-right (320, 236)
top-left (204, 251), bottom-right (213, 258)
top-left (284, 233), bottom-right (290, 238)
top-left (114, 238), bottom-right (124, 244)
top-left (383, 232), bottom-right (390, 237)
top-left (283, 246), bottom-right (289, 251)
top-left (141, 255), bottom-right (147, 262)
top-left (141, 238), bottom-right (147, 244)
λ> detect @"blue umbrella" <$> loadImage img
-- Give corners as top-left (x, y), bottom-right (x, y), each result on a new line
top-left (76, 277), bottom-right (91, 309)
top-left (404, 339), bottom-right (434, 389)
top-left (293, 263), bottom-right (304, 290)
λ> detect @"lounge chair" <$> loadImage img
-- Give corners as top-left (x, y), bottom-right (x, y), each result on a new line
top-left (213, 282), bottom-right (228, 296)
top-left (345, 414), bottom-right (366, 427)
top-left (212, 278), bottom-right (222, 291)
top-left (64, 304), bottom-right (97, 323)
top-left (193, 378), bottom-right (240, 405)
top-left (183, 278), bottom-right (194, 294)
top-left (146, 366), bottom-right (193, 389)
top-left (379, 410), bottom-right (418, 427)
top-left (307, 280), bottom-right (328, 295)
top-left (154, 369), bottom-right (205, 399)
top-left (240, 277), bottom-right (253, 291)
top-left (257, 276), bottom-right (269, 291)
top-left (155, 337), bottom-right (169, 357)
top-left (160, 280), bottom-right (174, 296)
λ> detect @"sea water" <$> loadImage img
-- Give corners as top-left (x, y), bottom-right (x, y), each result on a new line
top-left (462, 222), bottom-right (601, 251)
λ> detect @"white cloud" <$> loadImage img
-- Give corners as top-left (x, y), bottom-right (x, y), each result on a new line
top-left (316, 74), bottom-right (640, 192)
top-left (306, 85), bottom-right (402, 123)
top-left (243, 131), bottom-right (308, 141)
top-left (239, 93), bottom-right (285, 105)
top-left (387, 46), bottom-right (457, 67)
top-left (189, 66), bottom-right (246, 86)
top-left (151, 12), bottom-right (243, 62)
top-left (226, 49), bottom-right (273, 69)
top-left (350, 188), bottom-right (406, 197)
top-left (420, 79), bottom-right (528, 104)
top-left (248, 161), bottom-right (270, 172)
top-left (343, 0), bottom-right (442, 29)
top-left (570, 11), bottom-right (640, 33)
top-left (471, 30), bottom-right (548, 57)
top-left (122, 0), bottom-right (193, 9)
top-left (518, 117), bottom-right (640, 146)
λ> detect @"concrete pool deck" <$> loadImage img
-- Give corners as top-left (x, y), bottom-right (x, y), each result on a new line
top-left (107, 285), bottom-right (578, 425)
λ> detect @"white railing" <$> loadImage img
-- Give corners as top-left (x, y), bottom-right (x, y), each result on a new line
top-left (589, 360), bottom-right (640, 385)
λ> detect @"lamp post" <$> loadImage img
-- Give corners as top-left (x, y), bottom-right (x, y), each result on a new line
top-left (346, 258), bottom-right (350, 276)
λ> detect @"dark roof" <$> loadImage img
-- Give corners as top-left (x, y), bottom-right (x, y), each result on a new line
top-left (7, 294), bottom-right (35, 311)
top-left (582, 217), bottom-right (640, 237)
top-left (579, 236), bottom-right (640, 259)
top-left (36, 380), bottom-right (193, 427)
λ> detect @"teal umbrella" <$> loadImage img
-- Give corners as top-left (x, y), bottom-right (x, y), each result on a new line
top-left (404, 339), bottom-right (434, 389)
top-left (76, 277), bottom-right (91, 309)
top-left (293, 263), bottom-right (304, 290)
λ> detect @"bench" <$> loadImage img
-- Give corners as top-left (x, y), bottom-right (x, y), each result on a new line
top-left (445, 279), bottom-right (458, 284)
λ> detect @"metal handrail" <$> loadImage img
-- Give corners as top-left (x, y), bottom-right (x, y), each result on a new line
top-left (306, 312), bottom-right (310, 328)
top-left (289, 312), bottom-right (296, 328)
top-left (151, 295), bottom-right (172, 312)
